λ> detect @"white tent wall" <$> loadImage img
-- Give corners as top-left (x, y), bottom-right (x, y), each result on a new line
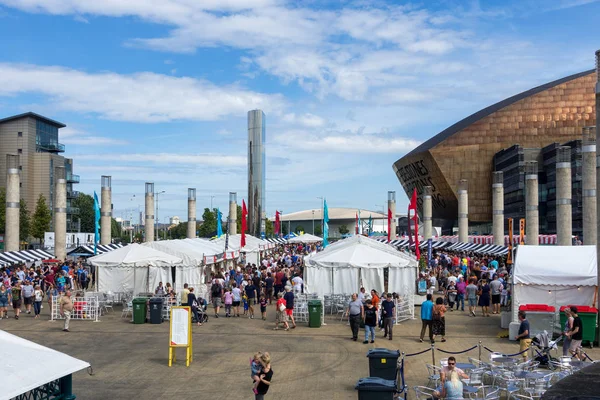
top-left (148, 266), bottom-right (173, 293)
top-left (98, 266), bottom-right (149, 294)
top-left (305, 267), bottom-right (332, 295)
top-left (175, 266), bottom-right (202, 293)
top-left (245, 251), bottom-right (260, 268)
top-left (388, 267), bottom-right (418, 295)
top-left (332, 267), bottom-right (359, 294)
top-left (361, 268), bottom-right (384, 294)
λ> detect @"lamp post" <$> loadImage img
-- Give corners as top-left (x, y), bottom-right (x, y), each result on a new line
top-left (155, 190), bottom-right (165, 241)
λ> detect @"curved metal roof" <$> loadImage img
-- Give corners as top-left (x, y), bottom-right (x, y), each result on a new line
top-left (405, 69), bottom-right (595, 157)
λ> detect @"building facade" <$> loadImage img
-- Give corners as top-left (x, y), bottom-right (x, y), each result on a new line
top-left (0, 112), bottom-right (79, 232)
top-left (248, 109), bottom-right (266, 238)
top-left (393, 70), bottom-right (596, 233)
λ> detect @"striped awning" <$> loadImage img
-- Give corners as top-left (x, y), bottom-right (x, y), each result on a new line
top-left (0, 249), bottom-right (55, 265)
top-left (67, 243), bottom-right (123, 256)
top-left (266, 237), bottom-right (287, 244)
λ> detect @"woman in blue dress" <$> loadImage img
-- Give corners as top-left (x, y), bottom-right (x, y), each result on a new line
top-left (478, 279), bottom-right (491, 317)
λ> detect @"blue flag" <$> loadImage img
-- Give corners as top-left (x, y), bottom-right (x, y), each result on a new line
top-left (216, 208), bottom-right (223, 237)
top-left (323, 199), bottom-right (330, 248)
top-left (93, 191), bottom-right (100, 255)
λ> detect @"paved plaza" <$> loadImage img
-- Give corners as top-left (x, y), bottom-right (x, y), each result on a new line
top-left (3, 304), bottom-right (599, 400)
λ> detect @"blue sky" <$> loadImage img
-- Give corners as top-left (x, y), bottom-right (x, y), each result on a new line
top-left (0, 0), bottom-right (599, 222)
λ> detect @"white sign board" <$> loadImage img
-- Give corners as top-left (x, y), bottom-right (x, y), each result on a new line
top-left (170, 307), bottom-right (190, 347)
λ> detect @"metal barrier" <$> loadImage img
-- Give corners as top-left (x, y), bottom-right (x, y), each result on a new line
top-left (51, 295), bottom-right (99, 322)
top-left (395, 291), bottom-right (415, 323)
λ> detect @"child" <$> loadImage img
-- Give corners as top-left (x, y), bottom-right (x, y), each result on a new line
top-left (363, 299), bottom-right (377, 344)
top-left (259, 295), bottom-right (267, 320)
top-left (224, 288), bottom-right (233, 317)
top-left (242, 293), bottom-right (249, 316)
top-left (251, 351), bottom-right (264, 394)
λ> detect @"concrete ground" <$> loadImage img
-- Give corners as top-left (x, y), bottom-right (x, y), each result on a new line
top-left (3, 304), bottom-right (599, 400)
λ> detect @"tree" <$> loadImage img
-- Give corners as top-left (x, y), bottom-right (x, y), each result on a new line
top-left (338, 225), bottom-right (349, 235)
top-left (235, 204), bottom-right (242, 233)
top-left (111, 218), bottom-right (121, 238)
top-left (170, 222), bottom-right (188, 239)
top-left (198, 208), bottom-right (217, 238)
top-left (20, 199), bottom-right (30, 242)
top-left (0, 188), bottom-right (5, 235)
top-left (265, 218), bottom-right (274, 238)
top-left (295, 225), bottom-right (305, 234)
top-left (31, 194), bottom-right (52, 244)
top-left (314, 225), bottom-right (322, 236)
top-left (72, 193), bottom-right (95, 232)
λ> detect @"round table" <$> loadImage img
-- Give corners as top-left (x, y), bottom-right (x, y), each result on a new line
top-left (569, 361), bottom-right (591, 369)
top-left (456, 363), bottom-right (477, 370)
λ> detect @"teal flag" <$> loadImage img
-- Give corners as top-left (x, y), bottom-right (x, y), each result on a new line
top-left (216, 208), bottom-right (223, 237)
top-left (323, 199), bottom-right (330, 248)
top-left (368, 214), bottom-right (373, 235)
top-left (93, 191), bottom-right (100, 255)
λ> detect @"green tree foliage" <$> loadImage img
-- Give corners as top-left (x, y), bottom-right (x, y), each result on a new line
top-left (338, 225), bottom-right (349, 235)
top-left (235, 204), bottom-right (242, 233)
top-left (314, 225), bottom-right (322, 236)
top-left (170, 222), bottom-right (188, 239)
top-left (111, 218), bottom-right (121, 238)
top-left (295, 225), bottom-right (305, 234)
top-left (31, 194), bottom-right (52, 243)
top-left (20, 199), bottom-right (30, 242)
top-left (0, 188), bottom-right (5, 234)
top-left (198, 208), bottom-right (217, 238)
top-left (72, 193), bottom-right (95, 232)
top-left (265, 218), bottom-right (274, 238)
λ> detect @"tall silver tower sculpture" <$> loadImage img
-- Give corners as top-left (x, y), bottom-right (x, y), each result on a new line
top-left (248, 110), bottom-right (266, 238)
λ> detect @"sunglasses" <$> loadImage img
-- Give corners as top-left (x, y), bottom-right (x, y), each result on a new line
top-left (448, 363), bottom-right (455, 366)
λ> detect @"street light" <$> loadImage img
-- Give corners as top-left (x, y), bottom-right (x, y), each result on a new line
top-left (155, 190), bottom-right (165, 241)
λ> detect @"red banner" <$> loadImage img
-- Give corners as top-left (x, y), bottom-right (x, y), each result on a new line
top-left (241, 200), bottom-right (248, 248)
top-left (387, 208), bottom-right (392, 242)
top-left (355, 212), bottom-right (358, 234)
top-left (275, 211), bottom-right (280, 236)
top-left (408, 188), bottom-right (420, 260)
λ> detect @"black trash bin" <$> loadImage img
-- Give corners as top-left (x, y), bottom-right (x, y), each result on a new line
top-left (149, 297), bottom-right (164, 324)
top-left (355, 377), bottom-right (396, 400)
top-left (366, 348), bottom-right (400, 380)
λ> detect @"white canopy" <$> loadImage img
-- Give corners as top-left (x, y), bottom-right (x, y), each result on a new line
top-left (211, 234), bottom-right (268, 253)
top-left (142, 240), bottom-right (205, 266)
top-left (1, 330), bottom-right (90, 399)
top-left (513, 245), bottom-right (598, 322)
top-left (304, 235), bottom-right (418, 295)
top-left (287, 233), bottom-right (323, 243)
top-left (88, 243), bottom-right (182, 267)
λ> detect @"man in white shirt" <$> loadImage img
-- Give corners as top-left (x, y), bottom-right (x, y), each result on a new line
top-left (357, 287), bottom-right (367, 302)
top-left (292, 275), bottom-right (303, 293)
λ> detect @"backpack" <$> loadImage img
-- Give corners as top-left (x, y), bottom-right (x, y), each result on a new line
top-left (211, 283), bottom-right (222, 297)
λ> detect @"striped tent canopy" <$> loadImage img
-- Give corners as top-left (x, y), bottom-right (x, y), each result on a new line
top-left (266, 237), bottom-right (287, 244)
top-left (67, 243), bottom-right (123, 257)
top-left (374, 236), bottom-right (507, 256)
top-left (0, 249), bottom-right (55, 265)
top-left (437, 234), bottom-right (564, 245)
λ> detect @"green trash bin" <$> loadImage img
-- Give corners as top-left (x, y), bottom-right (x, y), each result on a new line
top-left (132, 298), bottom-right (147, 324)
top-left (308, 300), bottom-right (322, 328)
top-left (561, 305), bottom-right (598, 346)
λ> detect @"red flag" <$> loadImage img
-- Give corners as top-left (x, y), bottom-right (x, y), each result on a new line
top-left (387, 208), bottom-right (392, 242)
top-left (275, 211), bottom-right (280, 236)
top-left (408, 188), bottom-right (420, 260)
top-left (355, 212), bottom-right (359, 234)
top-left (241, 200), bottom-right (248, 248)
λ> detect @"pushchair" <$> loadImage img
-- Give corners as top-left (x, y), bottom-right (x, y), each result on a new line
top-left (531, 331), bottom-right (562, 369)
top-left (191, 298), bottom-right (209, 324)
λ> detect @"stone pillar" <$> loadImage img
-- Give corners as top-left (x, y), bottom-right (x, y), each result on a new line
top-left (583, 126), bottom-right (597, 245)
top-left (5, 154), bottom-right (20, 252)
top-left (387, 191), bottom-right (396, 240)
top-left (187, 188), bottom-right (196, 239)
top-left (228, 192), bottom-right (237, 235)
top-left (492, 171), bottom-right (504, 246)
top-left (54, 167), bottom-right (67, 260)
top-left (422, 186), bottom-right (433, 240)
top-left (100, 176), bottom-right (112, 245)
top-left (458, 179), bottom-right (468, 243)
top-left (525, 162), bottom-right (539, 246)
top-left (145, 182), bottom-right (154, 242)
top-left (556, 146), bottom-right (572, 246)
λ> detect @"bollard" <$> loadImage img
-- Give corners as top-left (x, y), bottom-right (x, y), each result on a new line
top-left (431, 343), bottom-right (436, 366)
top-left (478, 341), bottom-right (482, 361)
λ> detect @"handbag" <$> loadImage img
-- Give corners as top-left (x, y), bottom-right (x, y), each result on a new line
top-left (279, 303), bottom-right (286, 312)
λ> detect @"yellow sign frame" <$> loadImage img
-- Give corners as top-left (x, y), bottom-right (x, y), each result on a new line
top-left (169, 306), bottom-right (193, 367)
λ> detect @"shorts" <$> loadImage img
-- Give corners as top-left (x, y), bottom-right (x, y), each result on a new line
top-left (468, 298), bottom-right (477, 307)
top-left (519, 338), bottom-right (532, 356)
top-left (212, 297), bottom-right (222, 308)
top-left (570, 339), bottom-right (583, 352)
top-left (12, 300), bottom-right (22, 309)
top-left (24, 297), bottom-right (33, 305)
top-left (0, 299), bottom-right (8, 308)
top-left (285, 309), bottom-right (293, 317)
top-left (233, 301), bottom-right (240, 307)
top-left (492, 294), bottom-right (501, 304)
top-left (260, 306), bottom-right (267, 313)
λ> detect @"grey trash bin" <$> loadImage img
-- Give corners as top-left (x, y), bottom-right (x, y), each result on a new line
top-left (149, 297), bottom-right (164, 324)
top-left (355, 377), bottom-right (396, 400)
top-left (366, 348), bottom-right (400, 380)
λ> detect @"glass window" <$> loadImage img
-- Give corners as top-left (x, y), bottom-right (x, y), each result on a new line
top-left (17, 132), bottom-right (22, 137)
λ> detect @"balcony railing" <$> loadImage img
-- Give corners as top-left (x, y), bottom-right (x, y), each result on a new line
top-left (66, 206), bottom-right (79, 214)
top-left (66, 173), bottom-right (80, 183)
top-left (37, 142), bottom-right (65, 153)
top-left (67, 190), bottom-right (80, 199)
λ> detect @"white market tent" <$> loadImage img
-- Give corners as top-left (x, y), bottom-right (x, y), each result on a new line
top-left (2, 330), bottom-right (90, 399)
top-left (304, 235), bottom-right (418, 296)
top-left (211, 234), bottom-right (270, 266)
top-left (142, 240), bottom-right (207, 290)
top-left (287, 233), bottom-right (323, 243)
top-left (181, 238), bottom-right (240, 264)
top-left (89, 243), bottom-right (182, 294)
top-left (512, 245), bottom-right (597, 322)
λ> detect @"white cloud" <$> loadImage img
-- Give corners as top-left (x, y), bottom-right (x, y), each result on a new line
top-left (281, 113), bottom-right (326, 128)
top-left (76, 153), bottom-right (247, 166)
top-left (60, 127), bottom-right (128, 146)
top-left (0, 63), bottom-right (285, 122)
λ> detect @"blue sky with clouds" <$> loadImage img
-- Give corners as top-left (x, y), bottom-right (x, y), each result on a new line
top-left (0, 0), bottom-right (599, 222)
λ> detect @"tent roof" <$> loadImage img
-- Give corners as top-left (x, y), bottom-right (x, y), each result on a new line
top-left (287, 233), bottom-right (323, 243)
top-left (1, 330), bottom-right (90, 399)
top-left (305, 235), bottom-right (418, 269)
top-left (88, 243), bottom-right (182, 267)
top-left (141, 240), bottom-right (205, 265)
top-left (211, 234), bottom-right (267, 252)
top-left (514, 245), bottom-right (597, 286)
